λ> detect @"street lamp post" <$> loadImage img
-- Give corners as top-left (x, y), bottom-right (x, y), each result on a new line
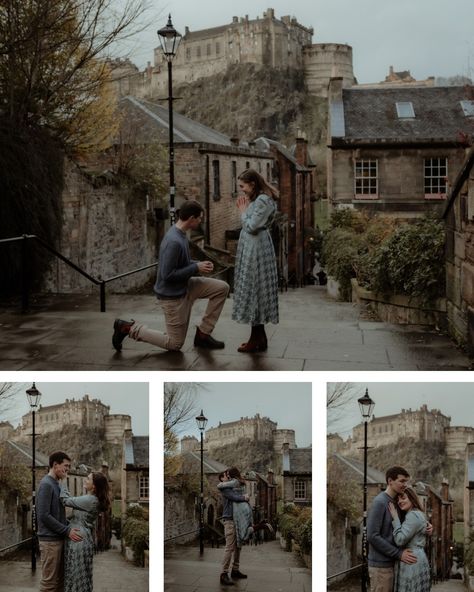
top-left (358, 388), bottom-right (375, 592)
top-left (26, 382), bottom-right (42, 572)
top-left (195, 410), bottom-right (208, 556)
top-left (157, 14), bottom-right (182, 226)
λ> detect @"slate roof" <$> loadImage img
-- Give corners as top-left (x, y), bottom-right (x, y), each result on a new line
top-left (285, 448), bottom-right (312, 474)
top-left (5, 440), bottom-right (49, 468)
top-left (255, 137), bottom-right (310, 171)
top-left (331, 453), bottom-right (386, 484)
top-left (180, 451), bottom-right (228, 475)
top-left (332, 86), bottom-right (474, 143)
top-left (119, 96), bottom-right (232, 146)
top-left (124, 435), bottom-right (149, 469)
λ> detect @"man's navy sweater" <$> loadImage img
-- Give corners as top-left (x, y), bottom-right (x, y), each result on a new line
top-left (36, 475), bottom-right (69, 540)
top-left (367, 491), bottom-right (403, 567)
top-left (154, 225), bottom-right (198, 298)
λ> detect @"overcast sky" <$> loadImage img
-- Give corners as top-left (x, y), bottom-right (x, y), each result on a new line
top-left (173, 382), bottom-right (312, 447)
top-left (328, 382), bottom-right (474, 439)
top-left (122, 0), bottom-right (474, 84)
top-left (3, 382), bottom-right (149, 435)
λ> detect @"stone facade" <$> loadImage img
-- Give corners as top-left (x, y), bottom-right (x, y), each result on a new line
top-left (444, 146), bottom-right (474, 353)
top-left (202, 413), bottom-right (296, 453)
top-left (18, 395), bottom-right (131, 445)
top-left (0, 422), bottom-right (14, 441)
top-left (121, 430), bottom-right (149, 516)
top-left (446, 426), bottom-right (474, 459)
top-left (43, 160), bottom-right (158, 294)
top-left (114, 9), bottom-right (354, 100)
top-left (351, 405), bottom-right (450, 451)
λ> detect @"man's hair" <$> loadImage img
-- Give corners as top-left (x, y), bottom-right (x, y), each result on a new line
top-left (49, 451), bottom-right (71, 468)
top-left (385, 465), bottom-right (409, 483)
top-left (227, 466), bottom-right (245, 484)
top-left (177, 200), bottom-right (204, 221)
top-left (218, 471), bottom-right (227, 482)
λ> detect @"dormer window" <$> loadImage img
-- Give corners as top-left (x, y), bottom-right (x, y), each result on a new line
top-left (461, 100), bottom-right (474, 117)
top-left (396, 102), bottom-right (415, 118)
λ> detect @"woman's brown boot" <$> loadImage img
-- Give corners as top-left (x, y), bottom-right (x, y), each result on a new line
top-left (238, 325), bottom-right (267, 353)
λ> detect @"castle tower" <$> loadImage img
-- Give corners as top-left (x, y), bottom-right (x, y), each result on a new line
top-left (104, 414), bottom-right (132, 444)
top-left (303, 43), bottom-right (355, 97)
top-left (272, 429), bottom-right (296, 452)
top-left (180, 435), bottom-right (199, 453)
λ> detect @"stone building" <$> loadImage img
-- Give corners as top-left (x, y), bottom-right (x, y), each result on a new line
top-left (121, 429), bottom-right (149, 515)
top-left (18, 395), bottom-right (131, 445)
top-left (113, 9), bottom-right (354, 100)
top-left (445, 426), bottom-right (474, 459)
top-left (203, 413), bottom-right (296, 453)
top-left (0, 422), bottom-right (13, 441)
top-left (464, 442), bottom-right (474, 582)
top-left (327, 80), bottom-right (474, 217)
top-left (356, 66), bottom-right (436, 90)
top-left (443, 144), bottom-right (474, 353)
top-left (281, 443), bottom-right (312, 506)
top-left (351, 405), bottom-right (450, 451)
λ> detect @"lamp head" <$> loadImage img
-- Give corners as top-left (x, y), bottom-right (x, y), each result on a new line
top-left (196, 410), bottom-right (208, 432)
top-left (26, 382), bottom-right (42, 409)
top-left (157, 14), bottom-right (182, 60)
top-left (358, 388), bottom-right (375, 420)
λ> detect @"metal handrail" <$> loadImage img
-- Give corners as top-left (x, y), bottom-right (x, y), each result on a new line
top-left (1, 234), bottom-right (156, 312)
top-left (164, 529), bottom-right (199, 542)
top-left (0, 537), bottom-right (32, 554)
top-left (327, 563), bottom-right (364, 580)
top-left (2, 234), bottom-right (231, 313)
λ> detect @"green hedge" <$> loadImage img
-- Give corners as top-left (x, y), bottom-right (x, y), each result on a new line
top-left (122, 505), bottom-right (149, 566)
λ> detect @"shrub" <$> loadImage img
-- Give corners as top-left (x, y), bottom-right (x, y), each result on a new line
top-left (321, 228), bottom-right (365, 300)
top-left (278, 506), bottom-right (312, 555)
top-left (362, 217), bottom-right (445, 304)
top-left (122, 504), bottom-right (149, 566)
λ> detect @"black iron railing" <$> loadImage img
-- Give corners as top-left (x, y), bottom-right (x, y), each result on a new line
top-left (1, 234), bottom-right (231, 313)
top-left (327, 563), bottom-right (364, 581)
top-left (1, 234), bottom-right (158, 313)
top-left (0, 537), bottom-right (33, 555)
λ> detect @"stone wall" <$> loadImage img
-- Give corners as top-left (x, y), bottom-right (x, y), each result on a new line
top-left (327, 504), bottom-right (356, 582)
top-left (0, 484), bottom-right (27, 552)
top-left (445, 155), bottom-right (474, 351)
top-left (445, 426), bottom-right (474, 459)
top-left (43, 161), bottom-right (158, 294)
top-left (272, 429), bottom-right (296, 452)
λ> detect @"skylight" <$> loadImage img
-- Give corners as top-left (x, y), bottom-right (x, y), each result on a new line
top-left (396, 102), bottom-right (415, 118)
top-left (461, 100), bottom-right (474, 117)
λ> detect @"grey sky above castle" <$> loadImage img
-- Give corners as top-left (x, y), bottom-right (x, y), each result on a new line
top-left (5, 382), bottom-right (149, 435)
top-left (123, 0), bottom-right (474, 83)
top-left (176, 382), bottom-right (312, 447)
top-left (328, 382), bottom-right (474, 439)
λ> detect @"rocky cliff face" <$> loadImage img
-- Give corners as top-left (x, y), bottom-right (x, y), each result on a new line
top-left (173, 63), bottom-right (327, 158)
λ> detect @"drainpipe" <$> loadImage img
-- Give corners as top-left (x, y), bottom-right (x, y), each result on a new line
top-left (205, 154), bottom-right (210, 244)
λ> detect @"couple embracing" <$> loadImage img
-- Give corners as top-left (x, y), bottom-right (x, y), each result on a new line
top-left (37, 450), bottom-right (110, 592)
top-left (367, 465), bottom-right (431, 592)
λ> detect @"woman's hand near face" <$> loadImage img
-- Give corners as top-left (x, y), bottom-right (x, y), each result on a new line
top-left (237, 195), bottom-right (250, 213)
top-left (388, 501), bottom-right (398, 519)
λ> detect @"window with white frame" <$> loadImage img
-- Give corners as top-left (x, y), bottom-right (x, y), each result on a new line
top-left (354, 159), bottom-right (378, 198)
top-left (139, 475), bottom-right (149, 500)
top-left (424, 157), bottom-right (448, 198)
top-left (294, 480), bottom-right (306, 500)
top-left (231, 161), bottom-right (237, 196)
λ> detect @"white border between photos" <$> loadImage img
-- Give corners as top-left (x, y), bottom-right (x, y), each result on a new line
top-left (2, 369), bottom-right (472, 592)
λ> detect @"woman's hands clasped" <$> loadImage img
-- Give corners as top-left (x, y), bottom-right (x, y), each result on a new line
top-left (236, 195), bottom-right (250, 213)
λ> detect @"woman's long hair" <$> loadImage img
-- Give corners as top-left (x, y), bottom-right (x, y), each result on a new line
top-left (227, 466), bottom-right (245, 485)
top-left (92, 472), bottom-right (111, 513)
top-left (401, 487), bottom-right (424, 512)
top-left (238, 168), bottom-right (279, 201)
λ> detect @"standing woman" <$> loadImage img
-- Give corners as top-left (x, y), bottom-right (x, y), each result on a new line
top-left (388, 487), bottom-right (431, 592)
top-left (60, 472), bottom-right (111, 592)
top-left (233, 169), bottom-right (279, 353)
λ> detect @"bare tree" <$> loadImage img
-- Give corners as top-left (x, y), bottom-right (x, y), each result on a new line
top-left (327, 382), bottom-right (363, 432)
top-left (0, 382), bottom-right (25, 420)
top-left (0, 0), bottom-right (149, 153)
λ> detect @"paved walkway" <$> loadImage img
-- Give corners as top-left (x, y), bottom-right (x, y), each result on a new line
top-left (165, 540), bottom-right (311, 592)
top-left (329, 576), bottom-right (466, 591)
top-left (0, 286), bottom-right (471, 370)
top-left (0, 544), bottom-right (148, 591)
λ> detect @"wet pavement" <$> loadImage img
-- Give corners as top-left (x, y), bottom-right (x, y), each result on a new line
top-left (0, 542), bottom-right (148, 591)
top-left (0, 286), bottom-right (471, 371)
top-left (165, 539), bottom-right (311, 592)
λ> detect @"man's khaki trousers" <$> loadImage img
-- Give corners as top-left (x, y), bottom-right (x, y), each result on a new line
top-left (39, 540), bottom-right (64, 592)
top-left (222, 520), bottom-right (241, 573)
top-left (369, 566), bottom-right (394, 592)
